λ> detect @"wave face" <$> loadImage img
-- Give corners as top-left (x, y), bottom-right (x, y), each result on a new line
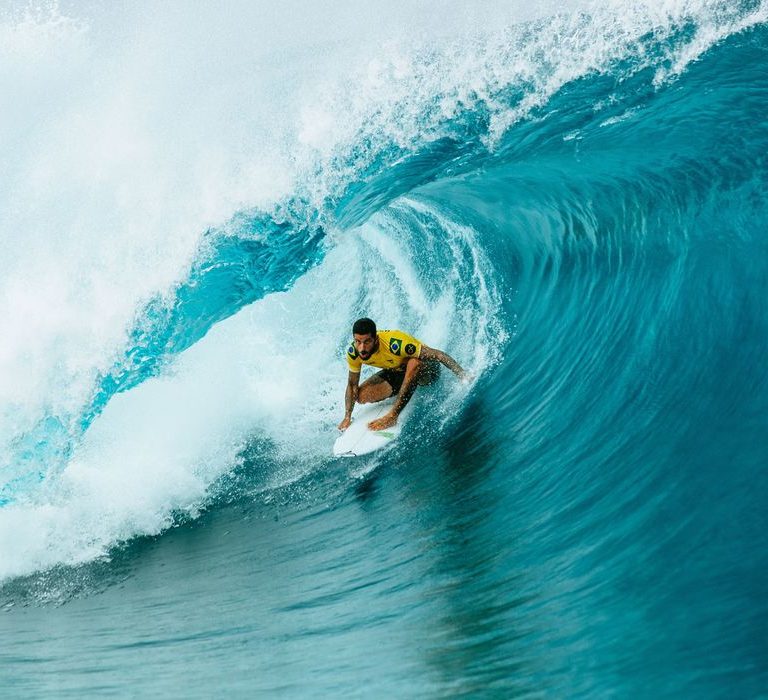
top-left (1, 1), bottom-right (767, 696)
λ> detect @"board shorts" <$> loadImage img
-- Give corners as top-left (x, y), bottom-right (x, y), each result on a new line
top-left (377, 359), bottom-right (441, 395)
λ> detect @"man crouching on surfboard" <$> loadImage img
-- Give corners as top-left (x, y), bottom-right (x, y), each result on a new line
top-left (338, 317), bottom-right (468, 432)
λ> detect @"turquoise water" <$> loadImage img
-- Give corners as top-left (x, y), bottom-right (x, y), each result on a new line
top-left (1, 2), bottom-right (767, 696)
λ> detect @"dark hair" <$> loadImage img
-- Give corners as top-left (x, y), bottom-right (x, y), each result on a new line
top-left (352, 317), bottom-right (377, 336)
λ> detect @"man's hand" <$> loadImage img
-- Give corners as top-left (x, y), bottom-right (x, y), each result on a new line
top-left (368, 412), bottom-right (398, 431)
top-left (338, 416), bottom-right (352, 431)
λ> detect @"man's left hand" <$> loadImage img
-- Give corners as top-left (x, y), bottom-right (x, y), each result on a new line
top-left (368, 412), bottom-right (398, 431)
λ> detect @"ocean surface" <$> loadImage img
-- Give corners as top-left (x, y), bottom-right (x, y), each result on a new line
top-left (1, 1), bottom-right (767, 696)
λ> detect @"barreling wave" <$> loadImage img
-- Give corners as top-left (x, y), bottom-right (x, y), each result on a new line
top-left (0, 0), bottom-right (766, 593)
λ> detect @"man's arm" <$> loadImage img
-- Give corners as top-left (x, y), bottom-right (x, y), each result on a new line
top-left (369, 357), bottom-right (422, 431)
top-left (368, 346), bottom-right (469, 431)
top-left (420, 345), bottom-right (468, 380)
top-left (338, 370), bottom-right (361, 430)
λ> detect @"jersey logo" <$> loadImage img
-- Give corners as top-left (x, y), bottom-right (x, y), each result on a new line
top-left (405, 343), bottom-right (416, 355)
top-left (347, 345), bottom-right (359, 359)
top-left (389, 337), bottom-right (402, 355)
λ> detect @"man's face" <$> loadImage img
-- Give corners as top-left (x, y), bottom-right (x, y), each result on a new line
top-left (353, 332), bottom-right (376, 360)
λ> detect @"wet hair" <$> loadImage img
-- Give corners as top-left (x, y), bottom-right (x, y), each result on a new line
top-left (352, 317), bottom-right (377, 337)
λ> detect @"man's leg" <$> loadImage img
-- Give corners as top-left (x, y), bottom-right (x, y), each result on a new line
top-left (357, 371), bottom-right (396, 404)
top-left (417, 359), bottom-right (441, 386)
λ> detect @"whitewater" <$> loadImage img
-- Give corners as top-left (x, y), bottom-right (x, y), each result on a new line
top-left (1, 0), bottom-right (767, 696)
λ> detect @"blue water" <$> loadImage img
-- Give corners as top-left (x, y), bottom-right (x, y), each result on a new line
top-left (1, 2), bottom-right (767, 696)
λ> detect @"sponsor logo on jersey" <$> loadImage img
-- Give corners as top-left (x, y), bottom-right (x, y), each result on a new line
top-left (389, 337), bottom-right (402, 355)
top-left (347, 345), bottom-right (359, 359)
top-left (405, 343), bottom-right (416, 355)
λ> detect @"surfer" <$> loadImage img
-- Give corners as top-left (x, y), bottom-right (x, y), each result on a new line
top-left (338, 317), bottom-right (468, 432)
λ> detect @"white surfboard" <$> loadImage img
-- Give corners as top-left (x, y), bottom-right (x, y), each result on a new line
top-left (333, 398), bottom-right (413, 457)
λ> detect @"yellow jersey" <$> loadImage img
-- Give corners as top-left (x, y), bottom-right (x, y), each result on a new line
top-left (346, 330), bottom-right (423, 373)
